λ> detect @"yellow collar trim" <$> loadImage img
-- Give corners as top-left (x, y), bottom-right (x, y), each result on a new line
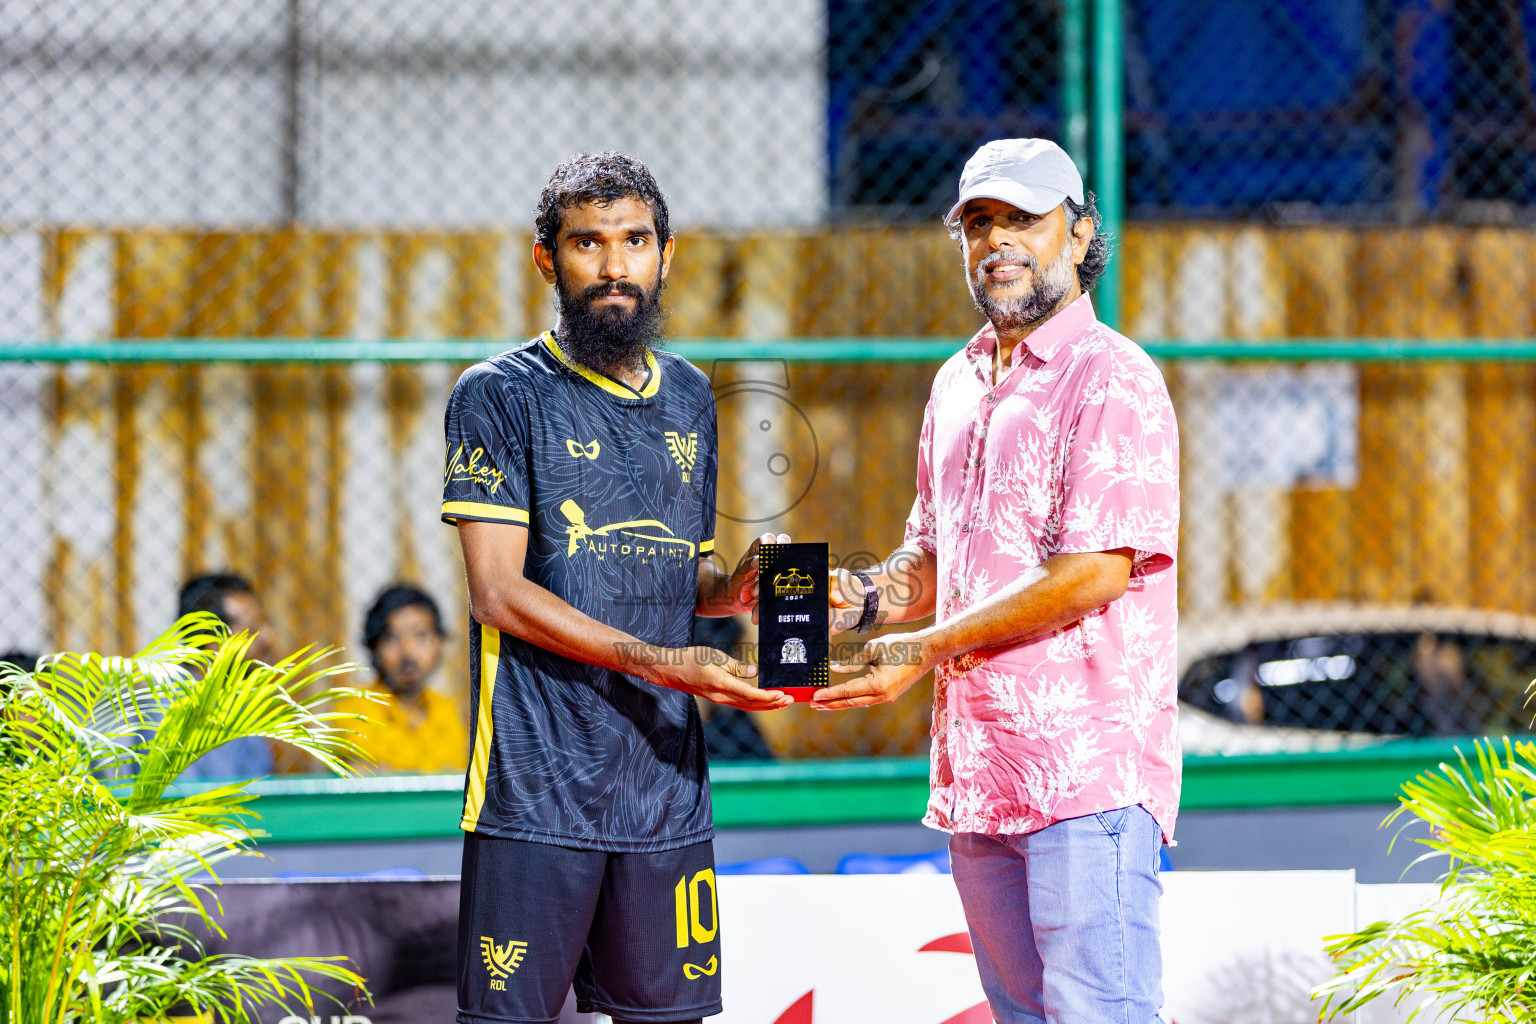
top-left (542, 332), bottom-right (660, 399)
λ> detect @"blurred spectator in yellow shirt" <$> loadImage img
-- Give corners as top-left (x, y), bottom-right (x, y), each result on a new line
top-left (337, 584), bottom-right (467, 774)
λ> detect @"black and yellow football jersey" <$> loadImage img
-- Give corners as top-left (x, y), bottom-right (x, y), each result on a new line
top-left (442, 332), bottom-right (719, 852)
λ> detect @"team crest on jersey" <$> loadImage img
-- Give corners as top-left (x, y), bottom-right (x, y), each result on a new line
top-left (480, 936), bottom-right (528, 989)
top-left (664, 431), bottom-right (698, 482)
top-left (559, 499), bottom-right (696, 561)
top-left (445, 444), bottom-right (506, 495)
top-left (566, 439), bottom-right (600, 460)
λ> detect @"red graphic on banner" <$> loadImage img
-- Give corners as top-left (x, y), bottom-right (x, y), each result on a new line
top-left (917, 932), bottom-right (974, 955)
top-left (771, 989), bottom-right (814, 1024)
top-left (921, 931), bottom-right (989, 1023)
top-left (765, 932), bottom-right (999, 1024)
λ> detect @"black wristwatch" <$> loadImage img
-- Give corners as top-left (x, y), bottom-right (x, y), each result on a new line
top-left (852, 571), bottom-right (879, 633)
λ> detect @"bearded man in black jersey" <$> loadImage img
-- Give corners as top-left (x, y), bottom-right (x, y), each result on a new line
top-left (442, 151), bottom-right (789, 1024)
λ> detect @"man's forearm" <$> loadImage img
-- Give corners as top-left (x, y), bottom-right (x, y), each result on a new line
top-left (470, 576), bottom-right (667, 682)
top-left (843, 544), bottom-right (938, 625)
top-left (914, 551), bottom-right (1130, 666)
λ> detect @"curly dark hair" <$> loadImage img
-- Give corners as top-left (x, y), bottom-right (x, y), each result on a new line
top-left (1064, 193), bottom-right (1112, 293)
top-left (947, 191), bottom-right (1112, 293)
top-left (534, 151), bottom-right (672, 253)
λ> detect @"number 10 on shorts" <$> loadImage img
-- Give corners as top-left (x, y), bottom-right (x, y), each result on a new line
top-left (673, 869), bottom-right (718, 947)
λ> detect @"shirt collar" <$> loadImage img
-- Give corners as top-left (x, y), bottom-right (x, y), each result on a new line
top-left (543, 331), bottom-right (661, 401)
top-left (963, 293), bottom-right (1097, 371)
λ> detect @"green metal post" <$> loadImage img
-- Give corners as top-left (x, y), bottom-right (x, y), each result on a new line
top-left (1091, 0), bottom-right (1125, 331)
top-left (1060, 0), bottom-right (1089, 176)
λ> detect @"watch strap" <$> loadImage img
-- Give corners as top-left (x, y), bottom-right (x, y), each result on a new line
top-left (852, 571), bottom-right (879, 633)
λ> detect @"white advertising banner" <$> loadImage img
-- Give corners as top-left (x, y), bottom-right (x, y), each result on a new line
top-left (710, 871), bottom-right (1397, 1024)
top-left (1158, 870), bottom-right (1355, 1024)
top-left (717, 875), bottom-right (986, 1024)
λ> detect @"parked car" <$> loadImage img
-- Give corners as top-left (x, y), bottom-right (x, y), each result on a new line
top-left (1178, 605), bottom-right (1536, 739)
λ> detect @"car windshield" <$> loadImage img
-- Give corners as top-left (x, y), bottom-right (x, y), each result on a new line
top-left (1179, 632), bottom-right (1536, 736)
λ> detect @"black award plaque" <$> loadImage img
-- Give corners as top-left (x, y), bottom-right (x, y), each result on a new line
top-left (758, 542), bottom-right (830, 701)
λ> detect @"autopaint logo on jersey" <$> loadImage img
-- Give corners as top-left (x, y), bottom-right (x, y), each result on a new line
top-left (480, 936), bottom-right (528, 989)
top-left (445, 444), bottom-right (506, 495)
top-left (664, 430), bottom-right (698, 482)
top-left (559, 499), bottom-right (696, 561)
top-left (566, 438), bottom-right (600, 460)
top-left (773, 568), bottom-right (815, 596)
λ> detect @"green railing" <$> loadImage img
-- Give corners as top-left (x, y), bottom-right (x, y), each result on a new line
top-left (1, 338), bottom-right (1535, 363)
top-left (240, 739), bottom-right (1486, 845)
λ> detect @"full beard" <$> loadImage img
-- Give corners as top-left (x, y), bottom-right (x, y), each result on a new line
top-left (555, 269), bottom-right (667, 377)
top-left (968, 242), bottom-right (1076, 333)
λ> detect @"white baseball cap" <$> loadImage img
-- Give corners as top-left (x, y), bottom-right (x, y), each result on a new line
top-left (944, 138), bottom-right (1085, 226)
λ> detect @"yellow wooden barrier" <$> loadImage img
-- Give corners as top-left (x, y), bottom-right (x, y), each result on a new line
top-left (23, 222), bottom-right (1536, 761)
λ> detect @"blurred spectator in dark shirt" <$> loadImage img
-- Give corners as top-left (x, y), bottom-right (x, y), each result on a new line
top-left (334, 584), bottom-right (466, 774)
top-left (176, 573), bottom-right (276, 781)
top-left (0, 651), bottom-right (36, 710)
top-left (0, 651), bottom-right (38, 673)
top-left (180, 573), bottom-right (278, 663)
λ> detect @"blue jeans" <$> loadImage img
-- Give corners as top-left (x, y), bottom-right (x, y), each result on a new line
top-left (949, 805), bottom-right (1165, 1024)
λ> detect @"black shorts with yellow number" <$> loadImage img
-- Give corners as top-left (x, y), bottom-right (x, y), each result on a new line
top-left (457, 832), bottom-right (722, 1023)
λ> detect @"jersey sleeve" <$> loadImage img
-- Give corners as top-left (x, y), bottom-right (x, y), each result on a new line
top-left (442, 364), bottom-right (532, 527)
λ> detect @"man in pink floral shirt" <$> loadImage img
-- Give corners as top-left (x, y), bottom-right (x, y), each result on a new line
top-left (818, 139), bottom-right (1179, 1023)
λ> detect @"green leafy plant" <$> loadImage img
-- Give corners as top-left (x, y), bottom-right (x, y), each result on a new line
top-left (0, 613), bottom-right (374, 1024)
top-left (1316, 737), bottom-right (1536, 1023)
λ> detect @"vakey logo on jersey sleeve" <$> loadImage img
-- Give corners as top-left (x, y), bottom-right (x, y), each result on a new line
top-left (446, 444), bottom-right (506, 494)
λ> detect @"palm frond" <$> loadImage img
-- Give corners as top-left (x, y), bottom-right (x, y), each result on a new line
top-left (1315, 736), bottom-right (1536, 1021)
top-left (82, 945), bottom-right (366, 1024)
top-left (129, 636), bottom-right (363, 801)
top-left (0, 614), bottom-right (370, 1024)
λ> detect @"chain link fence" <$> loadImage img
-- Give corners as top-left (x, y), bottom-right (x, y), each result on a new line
top-left (1124, 0), bottom-right (1536, 221)
top-left (1, 1), bottom-right (1535, 767)
top-left (2, 344), bottom-right (1533, 763)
